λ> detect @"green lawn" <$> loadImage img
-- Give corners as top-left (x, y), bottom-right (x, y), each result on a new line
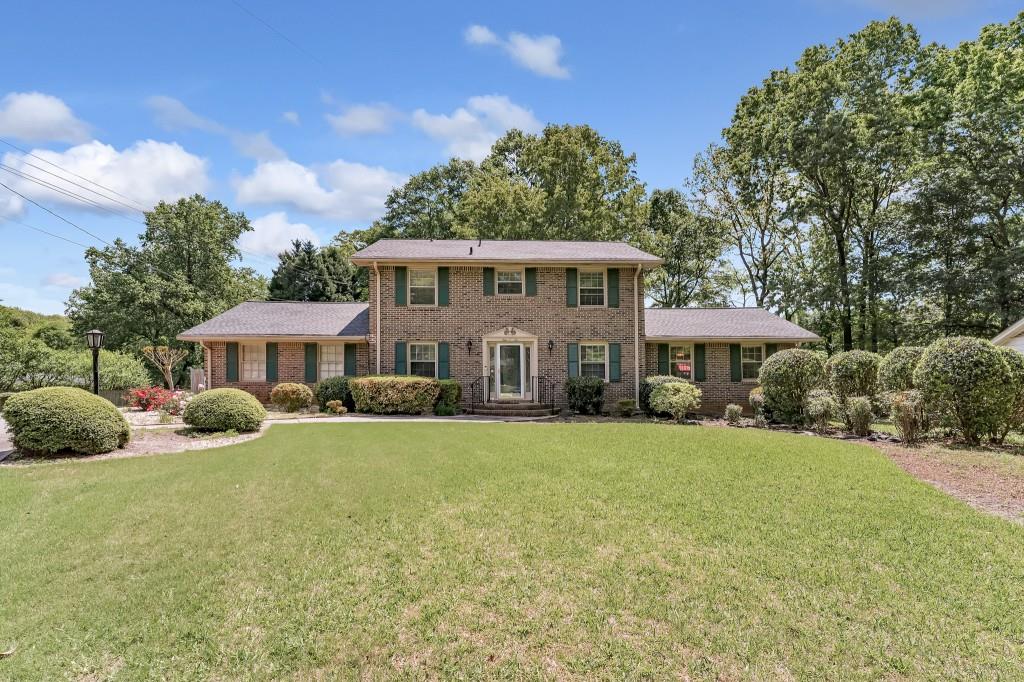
top-left (2, 423), bottom-right (1022, 680)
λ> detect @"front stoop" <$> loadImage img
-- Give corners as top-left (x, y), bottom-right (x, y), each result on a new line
top-left (467, 401), bottom-right (558, 418)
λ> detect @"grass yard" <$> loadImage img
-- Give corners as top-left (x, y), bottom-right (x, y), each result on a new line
top-left (2, 423), bottom-right (1023, 680)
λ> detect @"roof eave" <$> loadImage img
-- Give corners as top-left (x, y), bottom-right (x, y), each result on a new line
top-left (350, 256), bottom-right (662, 267)
top-left (177, 334), bottom-right (369, 343)
top-left (644, 335), bottom-right (821, 343)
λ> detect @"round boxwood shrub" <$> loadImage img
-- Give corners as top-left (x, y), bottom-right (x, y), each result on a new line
top-left (825, 350), bottom-right (880, 401)
top-left (314, 376), bottom-right (353, 412)
top-left (758, 348), bottom-right (825, 425)
top-left (183, 388), bottom-right (266, 432)
top-left (2, 386), bottom-right (130, 455)
top-left (565, 376), bottom-right (605, 414)
top-left (641, 375), bottom-right (687, 415)
top-left (804, 388), bottom-right (838, 434)
top-left (649, 382), bottom-right (702, 422)
top-left (878, 346), bottom-right (925, 393)
top-left (269, 382), bottom-right (314, 412)
top-left (913, 336), bottom-right (1013, 445)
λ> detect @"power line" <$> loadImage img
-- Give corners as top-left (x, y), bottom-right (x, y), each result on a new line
top-left (5, 157), bottom-right (149, 215)
top-left (2, 217), bottom-right (92, 249)
top-left (227, 0), bottom-right (333, 72)
top-left (0, 165), bottom-right (146, 225)
top-left (0, 181), bottom-right (111, 246)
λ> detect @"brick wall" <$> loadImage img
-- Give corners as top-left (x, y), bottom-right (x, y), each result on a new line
top-left (369, 265), bottom-right (645, 408)
top-left (205, 341), bottom-right (369, 403)
top-left (643, 342), bottom-right (794, 415)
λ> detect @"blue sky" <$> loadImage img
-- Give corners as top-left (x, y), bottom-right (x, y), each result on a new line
top-left (0, 0), bottom-right (1018, 314)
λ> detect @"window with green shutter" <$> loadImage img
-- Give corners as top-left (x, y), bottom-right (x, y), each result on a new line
top-left (525, 267), bottom-right (537, 296)
top-left (438, 342), bottom-right (450, 379)
top-left (566, 268), bottom-right (578, 307)
top-left (483, 267), bottom-right (495, 296)
top-left (567, 342), bottom-right (579, 377)
top-left (344, 344), bottom-right (358, 376)
top-left (729, 344), bottom-right (742, 382)
top-left (657, 343), bottom-right (669, 375)
top-left (394, 266), bottom-right (407, 306)
top-left (607, 269), bottom-right (619, 308)
top-left (266, 342), bottom-right (278, 382)
top-left (694, 344), bottom-right (706, 381)
top-left (609, 343), bottom-right (621, 382)
top-left (304, 343), bottom-right (318, 383)
top-left (438, 267), bottom-right (449, 306)
top-left (394, 341), bottom-right (407, 374)
top-left (226, 342), bottom-right (239, 382)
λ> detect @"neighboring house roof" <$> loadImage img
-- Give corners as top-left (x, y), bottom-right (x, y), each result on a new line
top-left (350, 239), bottom-right (662, 266)
top-left (177, 301), bottom-right (369, 340)
top-left (645, 307), bottom-right (820, 342)
top-left (993, 317), bottom-right (1024, 347)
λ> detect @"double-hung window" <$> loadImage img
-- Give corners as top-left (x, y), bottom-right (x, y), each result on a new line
top-left (580, 343), bottom-right (607, 380)
top-left (578, 271), bottom-right (605, 307)
top-left (670, 344), bottom-right (693, 380)
top-left (409, 269), bottom-right (437, 306)
top-left (741, 345), bottom-right (764, 380)
top-left (496, 270), bottom-right (523, 295)
top-left (409, 342), bottom-right (437, 378)
top-left (319, 343), bottom-right (345, 378)
top-left (241, 343), bottom-right (266, 381)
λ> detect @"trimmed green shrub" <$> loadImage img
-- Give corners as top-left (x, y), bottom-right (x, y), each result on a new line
top-left (435, 379), bottom-right (462, 414)
top-left (992, 347), bottom-right (1024, 443)
top-left (845, 396), bottom-right (873, 437)
top-left (913, 336), bottom-right (1013, 445)
top-left (641, 375), bottom-right (687, 415)
top-left (878, 346), bottom-right (925, 393)
top-left (724, 403), bottom-right (743, 425)
top-left (758, 349), bottom-right (825, 425)
top-left (650, 382), bottom-right (702, 422)
top-left (2, 386), bottom-right (130, 455)
top-left (183, 388), bottom-right (266, 432)
top-left (350, 376), bottom-right (440, 415)
top-left (565, 376), bottom-right (605, 414)
top-left (314, 376), bottom-right (353, 412)
top-left (891, 389), bottom-right (926, 444)
top-left (804, 389), bottom-right (838, 434)
top-left (617, 399), bottom-right (636, 417)
top-left (826, 350), bottom-right (880, 401)
top-left (269, 382), bottom-right (314, 412)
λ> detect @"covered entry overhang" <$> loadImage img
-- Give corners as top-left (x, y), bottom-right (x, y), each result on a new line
top-left (481, 327), bottom-right (538, 401)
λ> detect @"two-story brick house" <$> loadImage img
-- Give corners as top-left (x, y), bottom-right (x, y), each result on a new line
top-left (179, 239), bottom-right (819, 414)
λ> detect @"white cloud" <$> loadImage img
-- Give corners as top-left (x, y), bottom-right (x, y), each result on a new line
top-left (282, 111), bottom-right (300, 126)
top-left (412, 95), bottom-right (541, 161)
top-left (42, 272), bottom-right (86, 288)
top-left (464, 26), bottom-right (569, 79)
top-left (146, 95), bottom-right (285, 161)
top-left (464, 24), bottom-right (499, 45)
top-left (2, 140), bottom-right (209, 212)
top-left (0, 92), bottom-right (91, 144)
top-left (0, 193), bottom-right (24, 219)
top-left (241, 212), bottom-right (320, 257)
top-left (326, 104), bottom-right (398, 136)
top-left (234, 159), bottom-right (405, 221)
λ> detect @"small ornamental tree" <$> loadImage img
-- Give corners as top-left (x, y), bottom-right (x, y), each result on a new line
top-left (878, 346), bottom-right (925, 392)
top-left (141, 345), bottom-right (189, 389)
top-left (758, 348), bottom-right (825, 425)
top-left (913, 337), bottom-right (1013, 445)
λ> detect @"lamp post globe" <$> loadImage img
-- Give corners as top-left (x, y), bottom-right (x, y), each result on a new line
top-left (85, 329), bottom-right (104, 394)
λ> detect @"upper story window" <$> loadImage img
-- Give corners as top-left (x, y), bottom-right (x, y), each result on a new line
top-left (670, 344), bottom-right (693, 380)
top-left (409, 269), bottom-right (437, 306)
top-left (496, 270), bottom-right (523, 295)
top-left (241, 343), bottom-right (266, 381)
top-left (319, 343), bottom-right (344, 378)
top-left (741, 345), bottom-right (764, 380)
top-left (580, 342), bottom-right (607, 380)
top-left (579, 270), bottom-right (605, 307)
top-left (409, 342), bottom-right (437, 378)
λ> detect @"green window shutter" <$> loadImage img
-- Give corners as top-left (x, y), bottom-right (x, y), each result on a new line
top-left (304, 343), bottom-right (318, 383)
top-left (607, 268), bottom-right (619, 308)
top-left (438, 342), bottom-right (450, 379)
top-left (657, 343), bottom-right (669, 375)
top-left (394, 266), bottom-right (407, 306)
top-left (394, 341), bottom-right (407, 374)
top-left (609, 343), bottom-right (621, 382)
top-left (266, 342), bottom-right (278, 382)
top-left (694, 344), bottom-right (706, 381)
top-left (438, 267), bottom-right (449, 306)
top-left (729, 344), bottom-right (742, 382)
top-left (344, 343), bottom-right (358, 376)
top-left (225, 342), bottom-right (239, 382)
top-left (525, 268), bottom-right (537, 296)
top-left (765, 343), bottom-right (778, 357)
top-left (566, 268), bottom-right (578, 307)
top-left (483, 267), bottom-right (495, 296)
top-left (567, 343), bottom-right (579, 377)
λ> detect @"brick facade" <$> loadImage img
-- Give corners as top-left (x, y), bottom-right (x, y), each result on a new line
top-left (369, 265), bottom-right (644, 408)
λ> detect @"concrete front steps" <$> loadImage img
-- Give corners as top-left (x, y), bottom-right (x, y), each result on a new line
top-left (467, 401), bottom-right (558, 418)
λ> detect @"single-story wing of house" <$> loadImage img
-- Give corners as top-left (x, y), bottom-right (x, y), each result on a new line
top-left (993, 317), bottom-right (1024, 353)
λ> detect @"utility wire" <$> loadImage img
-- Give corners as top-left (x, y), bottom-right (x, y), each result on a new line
top-left (227, 0), bottom-right (333, 72)
top-left (0, 181), bottom-right (111, 246)
top-left (2, 217), bottom-right (92, 249)
top-left (0, 165), bottom-right (147, 225)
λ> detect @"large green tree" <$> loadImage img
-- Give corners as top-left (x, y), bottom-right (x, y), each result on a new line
top-left (268, 240), bottom-right (363, 302)
top-left (66, 195), bottom-right (267, 381)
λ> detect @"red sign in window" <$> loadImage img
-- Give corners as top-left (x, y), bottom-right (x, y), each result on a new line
top-left (677, 363), bottom-right (691, 373)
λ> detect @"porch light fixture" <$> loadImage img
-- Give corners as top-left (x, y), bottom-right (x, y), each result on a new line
top-left (466, 339), bottom-right (473, 352)
top-left (548, 339), bottom-right (555, 352)
top-left (84, 329), bottom-right (105, 394)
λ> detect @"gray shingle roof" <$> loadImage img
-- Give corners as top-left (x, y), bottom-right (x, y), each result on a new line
top-left (350, 239), bottom-right (662, 265)
top-left (645, 307), bottom-right (820, 341)
top-left (178, 301), bottom-right (369, 340)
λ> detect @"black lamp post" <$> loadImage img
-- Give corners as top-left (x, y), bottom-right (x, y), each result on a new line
top-left (85, 329), bottom-right (104, 394)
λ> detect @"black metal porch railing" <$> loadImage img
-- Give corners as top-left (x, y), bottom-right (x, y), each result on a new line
top-left (469, 375), bottom-right (553, 412)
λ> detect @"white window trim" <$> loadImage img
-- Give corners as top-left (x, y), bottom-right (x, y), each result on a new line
top-left (409, 341), bottom-right (438, 378)
top-left (579, 340), bottom-right (610, 382)
top-left (577, 268), bottom-right (607, 308)
top-left (669, 343), bottom-right (694, 382)
top-left (408, 267), bottom-right (438, 307)
top-left (318, 342), bottom-right (346, 379)
top-left (241, 342), bottom-right (266, 382)
top-left (740, 343), bottom-right (765, 383)
top-left (495, 268), bottom-right (525, 297)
